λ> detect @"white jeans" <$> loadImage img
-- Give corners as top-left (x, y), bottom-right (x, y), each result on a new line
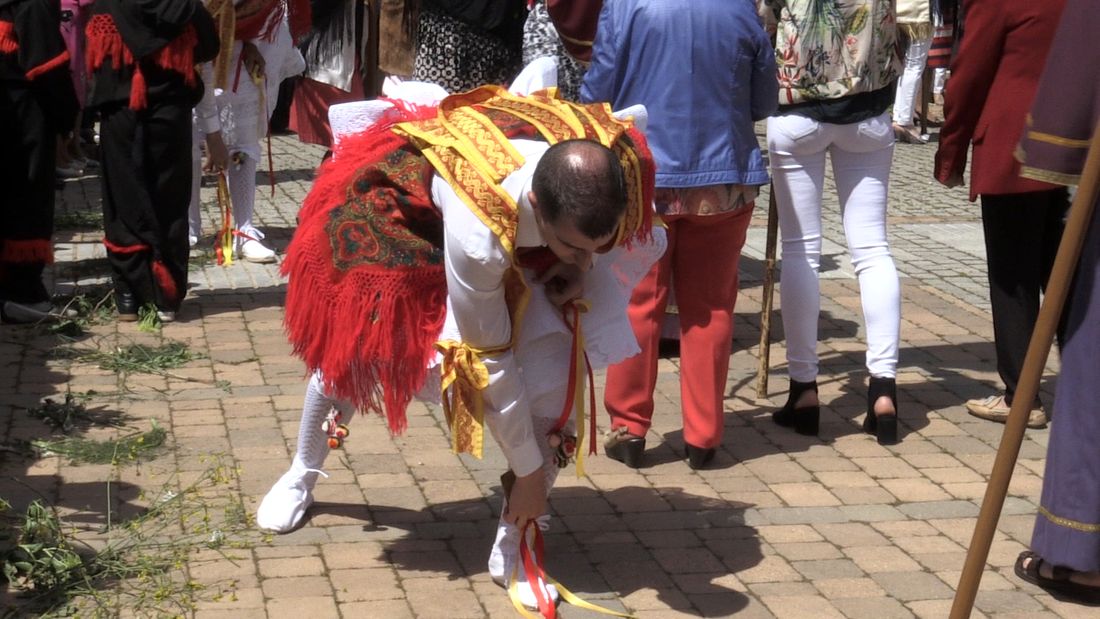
top-left (767, 113), bottom-right (901, 382)
top-left (892, 35), bottom-right (932, 126)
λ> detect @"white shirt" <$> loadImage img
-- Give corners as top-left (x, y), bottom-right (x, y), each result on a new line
top-left (431, 138), bottom-right (667, 477)
top-left (433, 138), bottom-right (551, 477)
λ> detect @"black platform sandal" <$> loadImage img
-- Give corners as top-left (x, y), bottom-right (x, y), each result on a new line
top-left (863, 376), bottom-right (898, 445)
top-left (773, 379), bottom-right (819, 436)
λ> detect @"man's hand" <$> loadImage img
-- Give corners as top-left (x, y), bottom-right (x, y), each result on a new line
top-left (241, 41), bottom-right (265, 80)
top-left (203, 131), bottom-right (229, 173)
top-left (536, 261), bottom-right (584, 307)
top-left (502, 469), bottom-right (546, 529)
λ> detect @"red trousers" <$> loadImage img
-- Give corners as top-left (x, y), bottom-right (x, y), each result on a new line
top-left (604, 206), bottom-right (754, 449)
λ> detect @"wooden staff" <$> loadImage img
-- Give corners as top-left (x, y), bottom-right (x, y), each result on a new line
top-left (755, 185), bottom-right (779, 399)
top-left (951, 124), bottom-right (1100, 618)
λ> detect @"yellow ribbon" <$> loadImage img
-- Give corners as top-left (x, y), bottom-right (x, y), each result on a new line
top-left (508, 524), bottom-right (635, 619)
top-left (216, 172), bottom-right (234, 265)
top-left (436, 340), bottom-right (497, 458)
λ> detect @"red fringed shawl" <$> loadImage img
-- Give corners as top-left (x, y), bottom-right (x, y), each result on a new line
top-left (283, 113), bottom-right (446, 437)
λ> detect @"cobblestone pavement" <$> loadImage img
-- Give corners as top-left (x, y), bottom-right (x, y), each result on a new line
top-left (1, 124), bottom-right (1088, 618)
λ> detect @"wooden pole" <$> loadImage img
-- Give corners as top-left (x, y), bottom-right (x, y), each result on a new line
top-left (755, 186), bottom-right (779, 400)
top-left (950, 124), bottom-right (1100, 618)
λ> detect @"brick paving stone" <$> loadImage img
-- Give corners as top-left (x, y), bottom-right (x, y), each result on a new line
top-left (813, 577), bottom-right (887, 599)
top-left (870, 571), bottom-right (955, 602)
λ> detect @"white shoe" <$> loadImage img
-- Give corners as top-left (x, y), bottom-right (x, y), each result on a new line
top-left (489, 515), bottom-right (558, 610)
top-left (238, 237), bottom-right (277, 263)
top-left (156, 310), bottom-right (176, 323)
top-left (188, 235), bottom-right (198, 249)
top-left (256, 459), bottom-right (326, 533)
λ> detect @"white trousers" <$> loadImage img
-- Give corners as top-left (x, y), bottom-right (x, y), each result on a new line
top-left (892, 35), bottom-right (932, 126)
top-left (767, 113), bottom-right (901, 382)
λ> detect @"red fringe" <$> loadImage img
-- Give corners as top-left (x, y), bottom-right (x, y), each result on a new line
top-left (86, 14), bottom-right (135, 74)
top-left (85, 14), bottom-right (197, 110)
top-left (0, 239), bottom-right (53, 264)
top-left (0, 20), bottom-right (17, 54)
top-left (151, 260), bottom-right (178, 303)
top-left (284, 117), bottom-right (445, 435)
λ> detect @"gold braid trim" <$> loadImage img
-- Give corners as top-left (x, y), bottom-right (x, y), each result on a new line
top-left (1027, 129), bottom-right (1091, 149)
top-left (1019, 165), bottom-right (1080, 187)
top-left (1038, 505), bottom-right (1100, 533)
top-left (437, 341), bottom-right (498, 458)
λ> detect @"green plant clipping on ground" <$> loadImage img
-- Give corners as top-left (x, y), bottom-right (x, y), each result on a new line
top-left (1, 460), bottom-right (255, 617)
top-left (31, 421), bottom-right (167, 465)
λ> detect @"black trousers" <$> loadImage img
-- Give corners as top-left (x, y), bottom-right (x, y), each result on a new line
top-left (99, 101), bottom-right (192, 312)
top-left (0, 86), bottom-right (56, 304)
top-left (980, 189), bottom-right (1069, 405)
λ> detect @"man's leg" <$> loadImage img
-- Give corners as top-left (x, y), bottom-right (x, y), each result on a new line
top-left (257, 372), bottom-right (355, 532)
top-left (980, 193), bottom-right (1065, 404)
top-left (488, 332), bottom-right (573, 607)
top-left (602, 219), bottom-right (677, 455)
top-left (673, 206), bottom-right (754, 453)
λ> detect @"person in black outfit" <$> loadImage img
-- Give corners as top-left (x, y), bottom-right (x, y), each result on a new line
top-left (85, 0), bottom-right (218, 322)
top-left (0, 0), bottom-right (80, 323)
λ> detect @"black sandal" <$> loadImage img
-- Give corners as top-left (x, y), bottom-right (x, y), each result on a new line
top-left (773, 379), bottom-right (819, 436)
top-left (863, 377), bottom-right (898, 445)
top-left (1015, 550), bottom-right (1100, 605)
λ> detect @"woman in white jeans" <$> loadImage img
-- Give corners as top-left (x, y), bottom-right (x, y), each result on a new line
top-left (759, 0), bottom-right (903, 444)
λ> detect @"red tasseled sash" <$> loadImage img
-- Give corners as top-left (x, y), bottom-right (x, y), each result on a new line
top-left (85, 13), bottom-right (197, 110)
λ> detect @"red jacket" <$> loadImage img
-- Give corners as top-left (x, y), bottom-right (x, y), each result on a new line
top-left (934, 0), bottom-right (1065, 201)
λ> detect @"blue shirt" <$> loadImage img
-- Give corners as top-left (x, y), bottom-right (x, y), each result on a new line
top-left (581, 0), bottom-right (778, 188)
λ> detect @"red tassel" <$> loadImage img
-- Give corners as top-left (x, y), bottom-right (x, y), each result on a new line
top-left (151, 260), bottom-right (178, 303)
top-left (129, 65), bottom-right (147, 110)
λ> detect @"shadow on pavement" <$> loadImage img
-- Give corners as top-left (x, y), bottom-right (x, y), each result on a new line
top-left (306, 485), bottom-right (762, 616)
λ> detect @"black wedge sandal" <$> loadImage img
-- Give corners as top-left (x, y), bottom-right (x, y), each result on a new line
top-left (773, 379), bottom-right (819, 436)
top-left (863, 376), bottom-right (899, 445)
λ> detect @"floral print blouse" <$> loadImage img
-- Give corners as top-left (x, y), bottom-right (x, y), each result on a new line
top-left (758, 0), bottom-right (900, 106)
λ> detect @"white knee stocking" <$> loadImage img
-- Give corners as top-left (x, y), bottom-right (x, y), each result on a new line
top-left (228, 153), bottom-right (258, 235)
top-left (293, 372), bottom-right (354, 477)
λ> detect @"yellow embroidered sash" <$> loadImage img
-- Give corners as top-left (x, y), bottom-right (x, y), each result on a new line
top-left (393, 85), bottom-right (650, 458)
